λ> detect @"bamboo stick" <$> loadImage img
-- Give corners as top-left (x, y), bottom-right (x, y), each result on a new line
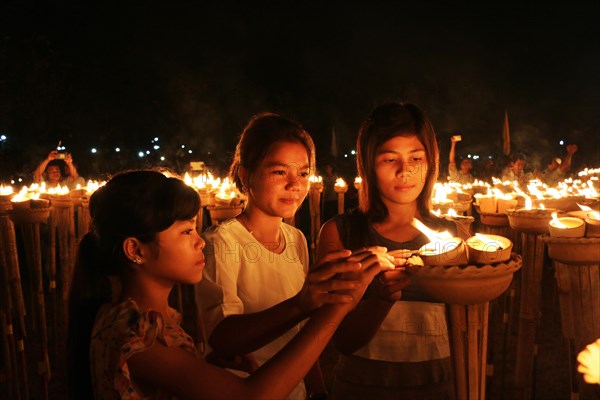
top-left (1, 215), bottom-right (27, 338)
top-left (449, 305), bottom-right (467, 400)
top-left (480, 302), bottom-right (489, 400)
top-left (467, 305), bottom-right (479, 399)
top-left (514, 232), bottom-right (546, 399)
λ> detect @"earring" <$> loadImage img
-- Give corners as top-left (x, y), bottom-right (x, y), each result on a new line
top-left (132, 258), bottom-right (142, 264)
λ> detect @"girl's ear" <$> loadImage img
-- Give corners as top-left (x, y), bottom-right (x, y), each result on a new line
top-left (123, 237), bottom-right (144, 264)
top-left (239, 165), bottom-right (250, 192)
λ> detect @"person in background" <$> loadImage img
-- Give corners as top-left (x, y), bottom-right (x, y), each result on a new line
top-left (501, 152), bottom-right (534, 186)
top-left (447, 135), bottom-right (475, 184)
top-left (196, 113), bottom-right (389, 400)
top-left (33, 149), bottom-right (85, 189)
top-left (479, 158), bottom-right (497, 183)
top-left (67, 169), bottom-right (383, 399)
top-left (539, 144), bottom-right (578, 187)
top-left (318, 101), bottom-right (457, 399)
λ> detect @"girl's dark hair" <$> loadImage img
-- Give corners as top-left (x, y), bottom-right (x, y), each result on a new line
top-left (229, 112), bottom-right (316, 191)
top-left (356, 101), bottom-right (440, 222)
top-left (66, 170), bottom-right (200, 399)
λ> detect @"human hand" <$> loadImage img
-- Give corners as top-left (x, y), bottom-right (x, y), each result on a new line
top-left (372, 268), bottom-right (411, 302)
top-left (294, 249), bottom-right (363, 313)
top-left (335, 247), bottom-right (396, 305)
top-left (47, 150), bottom-right (58, 161)
top-left (65, 153), bottom-right (73, 164)
top-left (566, 144), bottom-right (578, 154)
top-left (205, 351), bottom-right (258, 374)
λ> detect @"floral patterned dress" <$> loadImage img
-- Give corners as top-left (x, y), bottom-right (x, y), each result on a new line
top-left (90, 299), bottom-right (198, 399)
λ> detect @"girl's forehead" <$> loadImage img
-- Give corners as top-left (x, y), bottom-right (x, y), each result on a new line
top-left (378, 135), bottom-right (425, 151)
top-left (261, 141), bottom-right (310, 165)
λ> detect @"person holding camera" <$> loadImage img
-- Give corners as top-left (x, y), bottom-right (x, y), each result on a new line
top-left (448, 135), bottom-right (475, 184)
top-left (33, 149), bottom-right (85, 189)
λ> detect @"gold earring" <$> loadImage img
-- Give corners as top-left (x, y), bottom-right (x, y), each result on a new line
top-left (132, 258), bottom-right (142, 264)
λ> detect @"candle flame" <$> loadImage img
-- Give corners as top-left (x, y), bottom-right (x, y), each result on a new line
top-left (411, 218), bottom-right (452, 242)
top-left (589, 211), bottom-right (600, 221)
top-left (551, 212), bottom-right (567, 228)
top-left (335, 177), bottom-right (346, 187)
top-left (474, 233), bottom-right (504, 249)
top-left (578, 203), bottom-right (592, 211)
top-left (354, 176), bottom-right (362, 184)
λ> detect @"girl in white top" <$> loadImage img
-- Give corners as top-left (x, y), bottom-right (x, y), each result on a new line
top-left (197, 113), bottom-right (390, 399)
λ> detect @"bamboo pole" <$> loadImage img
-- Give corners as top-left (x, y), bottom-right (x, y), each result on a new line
top-left (334, 182), bottom-right (347, 215)
top-left (514, 232), bottom-right (545, 400)
top-left (449, 305), bottom-right (467, 400)
top-left (308, 179), bottom-right (323, 262)
top-left (1, 214), bottom-right (27, 339)
top-left (554, 262), bottom-right (600, 400)
top-left (9, 206), bottom-right (52, 398)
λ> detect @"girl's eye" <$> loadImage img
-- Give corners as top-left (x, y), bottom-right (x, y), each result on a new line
top-left (410, 157), bottom-right (424, 163)
top-left (299, 171), bottom-right (310, 178)
top-left (183, 229), bottom-right (194, 235)
top-left (272, 169), bottom-right (286, 175)
top-left (383, 158), bottom-right (396, 163)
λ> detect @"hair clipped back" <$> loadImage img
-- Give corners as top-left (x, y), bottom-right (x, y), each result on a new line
top-left (229, 112), bottom-right (316, 191)
top-left (67, 170), bottom-right (200, 399)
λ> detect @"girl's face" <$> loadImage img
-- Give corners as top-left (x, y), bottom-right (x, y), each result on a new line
top-left (142, 218), bottom-right (205, 285)
top-left (247, 141), bottom-right (310, 219)
top-left (374, 135), bottom-right (428, 208)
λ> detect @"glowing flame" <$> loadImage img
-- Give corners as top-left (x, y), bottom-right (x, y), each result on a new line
top-left (411, 218), bottom-right (452, 242)
top-left (354, 176), bottom-right (362, 184)
top-left (474, 233), bottom-right (504, 249)
top-left (551, 212), bottom-right (567, 228)
top-left (589, 211), bottom-right (600, 221)
top-left (578, 204), bottom-right (593, 212)
top-left (309, 175), bottom-right (322, 183)
top-left (524, 196), bottom-right (533, 210)
top-left (335, 177), bottom-right (346, 187)
top-left (0, 185), bottom-right (13, 195)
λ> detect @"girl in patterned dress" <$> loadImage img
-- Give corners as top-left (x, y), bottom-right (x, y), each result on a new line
top-left (67, 170), bottom-right (388, 399)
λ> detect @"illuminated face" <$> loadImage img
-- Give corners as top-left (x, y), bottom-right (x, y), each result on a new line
top-left (460, 159), bottom-right (473, 173)
top-left (512, 159), bottom-right (526, 175)
top-left (374, 135), bottom-right (428, 208)
top-left (142, 219), bottom-right (205, 285)
top-left (46, 165), bottom-right (62, 183)
top-left (247, 141), bottom-right (310, 219)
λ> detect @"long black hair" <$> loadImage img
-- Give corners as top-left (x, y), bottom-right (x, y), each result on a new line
top-left (66, 170), bottom-right (200, 399)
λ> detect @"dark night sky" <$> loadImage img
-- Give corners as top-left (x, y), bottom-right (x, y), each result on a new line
top-left (1, 1), bottom-right (599, 180)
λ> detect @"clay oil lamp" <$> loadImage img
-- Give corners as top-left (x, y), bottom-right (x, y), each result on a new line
top-left (11, 187), bottom-right (31, 210)
top-left (412, 218), bottom-right (468, 267)
top-left (409, 218), bottom-right (522, 305)
top-left (585, 210), bottom-right (600, 238)
top-left (507, 196), bottom-right (557, 234)
top-left (466, 233), bottom-right (513, 264)
top-left (548, 212), bottom-right (585, 239)
top-left (0, 184), bottom-right (14, 202)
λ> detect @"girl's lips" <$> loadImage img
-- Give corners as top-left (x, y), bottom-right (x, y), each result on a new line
top-left (394, 185), bottom-right (414, 191)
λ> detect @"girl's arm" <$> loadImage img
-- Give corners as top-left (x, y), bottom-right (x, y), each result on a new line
top-left (208, 249), bottom-right (364, 357)
top-left (317, 220), bottom-right (403, 355)
top-left (128, 260), bottom-right (382, 400)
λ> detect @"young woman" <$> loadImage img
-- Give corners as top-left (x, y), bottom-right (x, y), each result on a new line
top-left (67, 169), bottom-right (386, 399)
top-left (196, 113), bottom-right (393, 399)
top-left (318, 102), bottom-right (458, 399)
